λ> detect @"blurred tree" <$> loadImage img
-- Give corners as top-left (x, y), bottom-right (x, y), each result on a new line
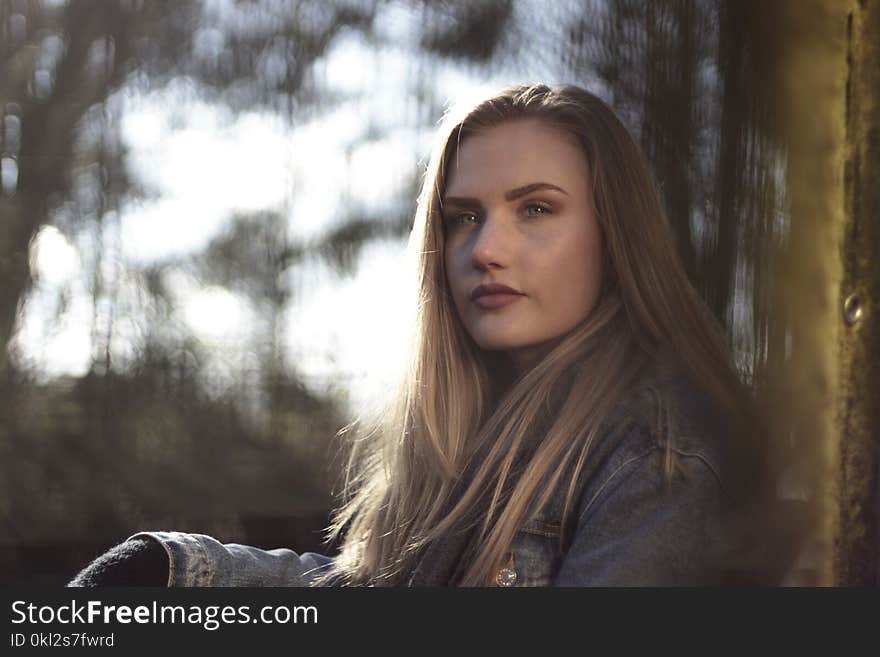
top-left (419, 0), bottom-right (513, 64)
top-left (0, 0), bottom-right (379, 381)
top-left (1, 0), bottom-right (183, 381)
top-left (0, 0), bottom-right (381, 582)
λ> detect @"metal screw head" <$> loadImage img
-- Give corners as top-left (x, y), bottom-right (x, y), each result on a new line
top-left (843, 293), bottom-right (863, 326)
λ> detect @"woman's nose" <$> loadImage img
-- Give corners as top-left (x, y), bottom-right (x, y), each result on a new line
top-left (470, 213), bottom-right (510, 270)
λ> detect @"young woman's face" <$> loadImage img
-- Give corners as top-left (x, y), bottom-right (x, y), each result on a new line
top-left (442, 118), bottom-right (604, 368)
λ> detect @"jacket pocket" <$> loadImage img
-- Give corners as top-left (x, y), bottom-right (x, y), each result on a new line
top-left (496, 520), bottom-right (563, 587)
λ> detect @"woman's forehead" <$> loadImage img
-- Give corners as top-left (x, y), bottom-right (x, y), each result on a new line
top-left (444, 119), bottom-right (589, 198)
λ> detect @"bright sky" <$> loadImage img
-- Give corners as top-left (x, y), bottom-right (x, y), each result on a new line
top-left (12, 0), bottom-right (572, 416)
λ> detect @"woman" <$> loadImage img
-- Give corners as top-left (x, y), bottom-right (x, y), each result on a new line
top-left (70, 83), bottom-right (766, 587)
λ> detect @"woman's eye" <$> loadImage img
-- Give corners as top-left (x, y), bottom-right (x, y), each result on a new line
top-left (452, 212), bottom-right (478, 225)
top-left (524, 202), bottom-right (551, 217)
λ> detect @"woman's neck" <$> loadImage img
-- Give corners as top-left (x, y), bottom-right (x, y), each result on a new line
top-left (508, 336), bottom-right (564, 374)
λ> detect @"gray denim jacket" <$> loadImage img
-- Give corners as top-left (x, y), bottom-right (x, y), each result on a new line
top-left (130, 376), bottom-right (738, 587)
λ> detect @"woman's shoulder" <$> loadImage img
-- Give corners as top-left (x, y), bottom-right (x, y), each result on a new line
top-left (529, 372), bottom-right (740, 527)
top-left (611, 374), bottom-right (735, 471)
top-left (533, 376), bottom-right (728, 540)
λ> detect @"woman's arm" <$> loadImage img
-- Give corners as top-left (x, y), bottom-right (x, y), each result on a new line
top-left (68, 531), bottom-right (334, 587)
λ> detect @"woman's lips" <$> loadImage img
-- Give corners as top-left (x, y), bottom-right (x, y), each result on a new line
top-left (472, 293), bottom-right (524, 310)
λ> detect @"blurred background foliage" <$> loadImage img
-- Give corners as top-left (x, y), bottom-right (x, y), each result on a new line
top-left (0, 0), bottom-right (875, 584)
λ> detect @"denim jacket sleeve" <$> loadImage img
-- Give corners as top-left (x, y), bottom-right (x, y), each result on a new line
top-left (127, 531), bottom-right (334, 587)
top-left (552, 439), bottom-right (729, 586)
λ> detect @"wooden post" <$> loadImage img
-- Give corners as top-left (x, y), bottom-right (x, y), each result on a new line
top-left (835, 0), bottom-right (880, 586)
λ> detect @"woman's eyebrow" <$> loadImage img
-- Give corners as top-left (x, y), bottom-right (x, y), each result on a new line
top-left (441, 195), bottom-right (482, 209)
top-left (443, 182), bottom-right (568, 208)
top-left (504, 182), bottom-right (568, 200)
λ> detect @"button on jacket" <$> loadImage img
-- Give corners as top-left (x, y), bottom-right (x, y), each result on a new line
top-left (129, 376), bottom-right (738, 587)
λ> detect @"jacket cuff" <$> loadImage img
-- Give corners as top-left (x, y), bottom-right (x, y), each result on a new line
top-left (126, 531), bottom-right (330, 587)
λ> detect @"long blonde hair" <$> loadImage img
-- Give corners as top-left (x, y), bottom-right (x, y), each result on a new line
top-left (318, 84), bottom-right (757, 586)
